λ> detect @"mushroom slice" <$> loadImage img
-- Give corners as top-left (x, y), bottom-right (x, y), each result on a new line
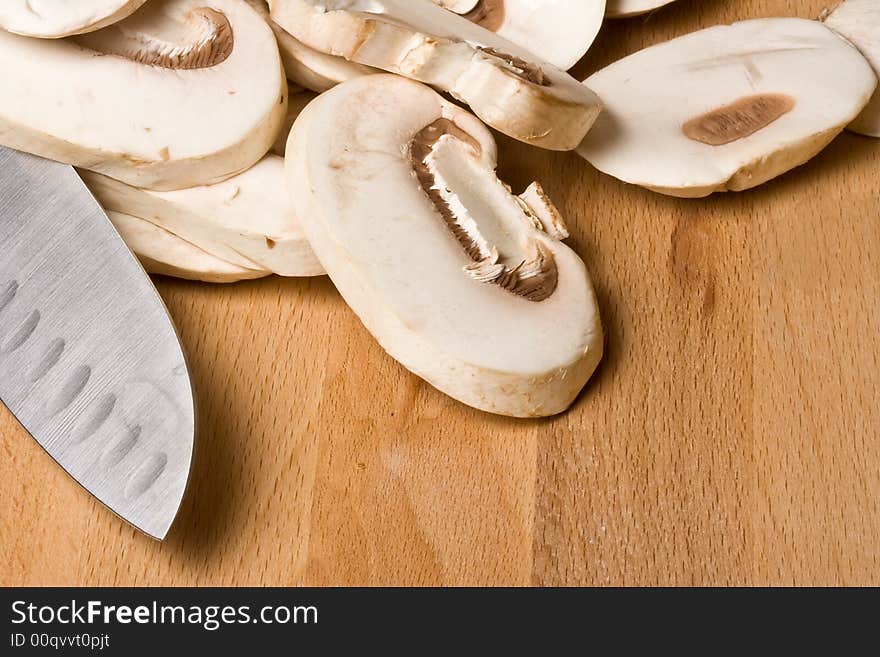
top-left (81, 156), bottom-right (324, 277)
top-left (269, 0), bottom-right (603, 151)
top-left (434, 0), bottom-right (606, 71)
top-left (823, 0), bottom-right (880, 137)
top-left (272, 89), bottom-right (317, 156)
top-left (0, 0), bottom-right (286, 190)
top-left (109, 211), bottom-right (270, 283)
top-left (286, 75), bottom-right (603, 417)
top-left (246, 0), bottom-right (376, 92)
top-left (605, 0), bottom-right (676, 18)
top-left (577, 18), bottom-right (877, 198)
top-left (0, 0), bottom-right (148, 38)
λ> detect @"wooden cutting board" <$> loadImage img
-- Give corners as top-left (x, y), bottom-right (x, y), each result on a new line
top-left (2, 0), bottom-right (878, 586)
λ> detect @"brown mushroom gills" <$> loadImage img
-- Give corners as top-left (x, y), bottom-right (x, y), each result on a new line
top-left (682, 93), bottom-right (796, 146)
top-left (411, 119), bottom-right (559, 302)
top-left (478, 47), bottom-right (549, 86)
top-left (74, 6), bottom-right (233, 70)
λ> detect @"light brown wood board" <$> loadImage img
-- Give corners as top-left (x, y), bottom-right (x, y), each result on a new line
top-left (2, 0), bottom-right (878, 586)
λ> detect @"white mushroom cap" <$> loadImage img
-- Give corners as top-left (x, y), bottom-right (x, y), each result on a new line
top-left (246, 0), bottom-right (376, 92)
top-left (82, 156), bottom-right (323, 277)
top-left (269, 0), bottom-right (603, 151)
top-left (605, 0), bottom-right (677, 19)
top-left (286, 75), bottom-right (603, 417)
top-left (577, 18), bottom-right (877, 197)
top-left (0, 0), bottom-right (148, 38)
top-left (823, 0), bottom-right (880, 137)
top-left (434, 0), bottom-right (607, 71)
top-left (108, 211), bottom-right (270, 283)
top-left (0, 0), bottom-right (287, 190)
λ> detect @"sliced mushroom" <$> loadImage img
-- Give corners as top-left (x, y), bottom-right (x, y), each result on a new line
top-left (605, 0), bottom-right (677, 18)
top-left (0, 0), bottom-right (149, 38)
top-left (823, 0), bottom-right (880, 137)
top-left (272, 89), bottom-right (317, 156)
top-left (0, 0), bottom-right (287, 190)
top-left (82, 156), bottom-right (324, 277)
top-left (433, 0), bottom-right (606, 71)
top-left (285, 75), bottom-right (603, 417)
top-left (109, 211), bottom-right (270, 283)
top-left (246, 0), bottom-right (376, 92)
top-left (577, 18), bottom-right (877, 197)
top-left (269, 0), bottom-right (603, 151)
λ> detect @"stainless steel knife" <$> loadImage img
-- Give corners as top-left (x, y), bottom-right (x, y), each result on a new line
top-left (0, 146), bottom-right (195, 540)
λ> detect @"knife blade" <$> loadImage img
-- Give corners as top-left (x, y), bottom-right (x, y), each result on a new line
top-left (0, 146), bottom-right (195, 540)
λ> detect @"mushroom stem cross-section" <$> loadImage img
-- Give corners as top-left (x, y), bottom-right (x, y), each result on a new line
top-left (411, 119), bottom-right (558, 302)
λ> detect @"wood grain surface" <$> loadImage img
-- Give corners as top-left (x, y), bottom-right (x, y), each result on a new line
top-left (2, 0), bottom-right (878, 587)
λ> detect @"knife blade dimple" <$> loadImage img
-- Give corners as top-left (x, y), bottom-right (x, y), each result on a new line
top-left (101, 424), bottom-right (141, 469)
top-left (46, 363), bottom-right (91, 416)
top-left (70, 393), bottom-right (116, 445)
top-left (28, 337), bottom-right (65, 383)
top-left (0, 280), bottom-right (17, 313)
top-left (125, 453), bottom-right (169, 501)
top-left (2, 308), bottom-right (40, 353)
top-left (0, 146), bottom-right (195, 540)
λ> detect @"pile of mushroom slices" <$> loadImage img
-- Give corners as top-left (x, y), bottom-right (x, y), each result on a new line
top-left (0, 0), bottom-right (878, 417)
